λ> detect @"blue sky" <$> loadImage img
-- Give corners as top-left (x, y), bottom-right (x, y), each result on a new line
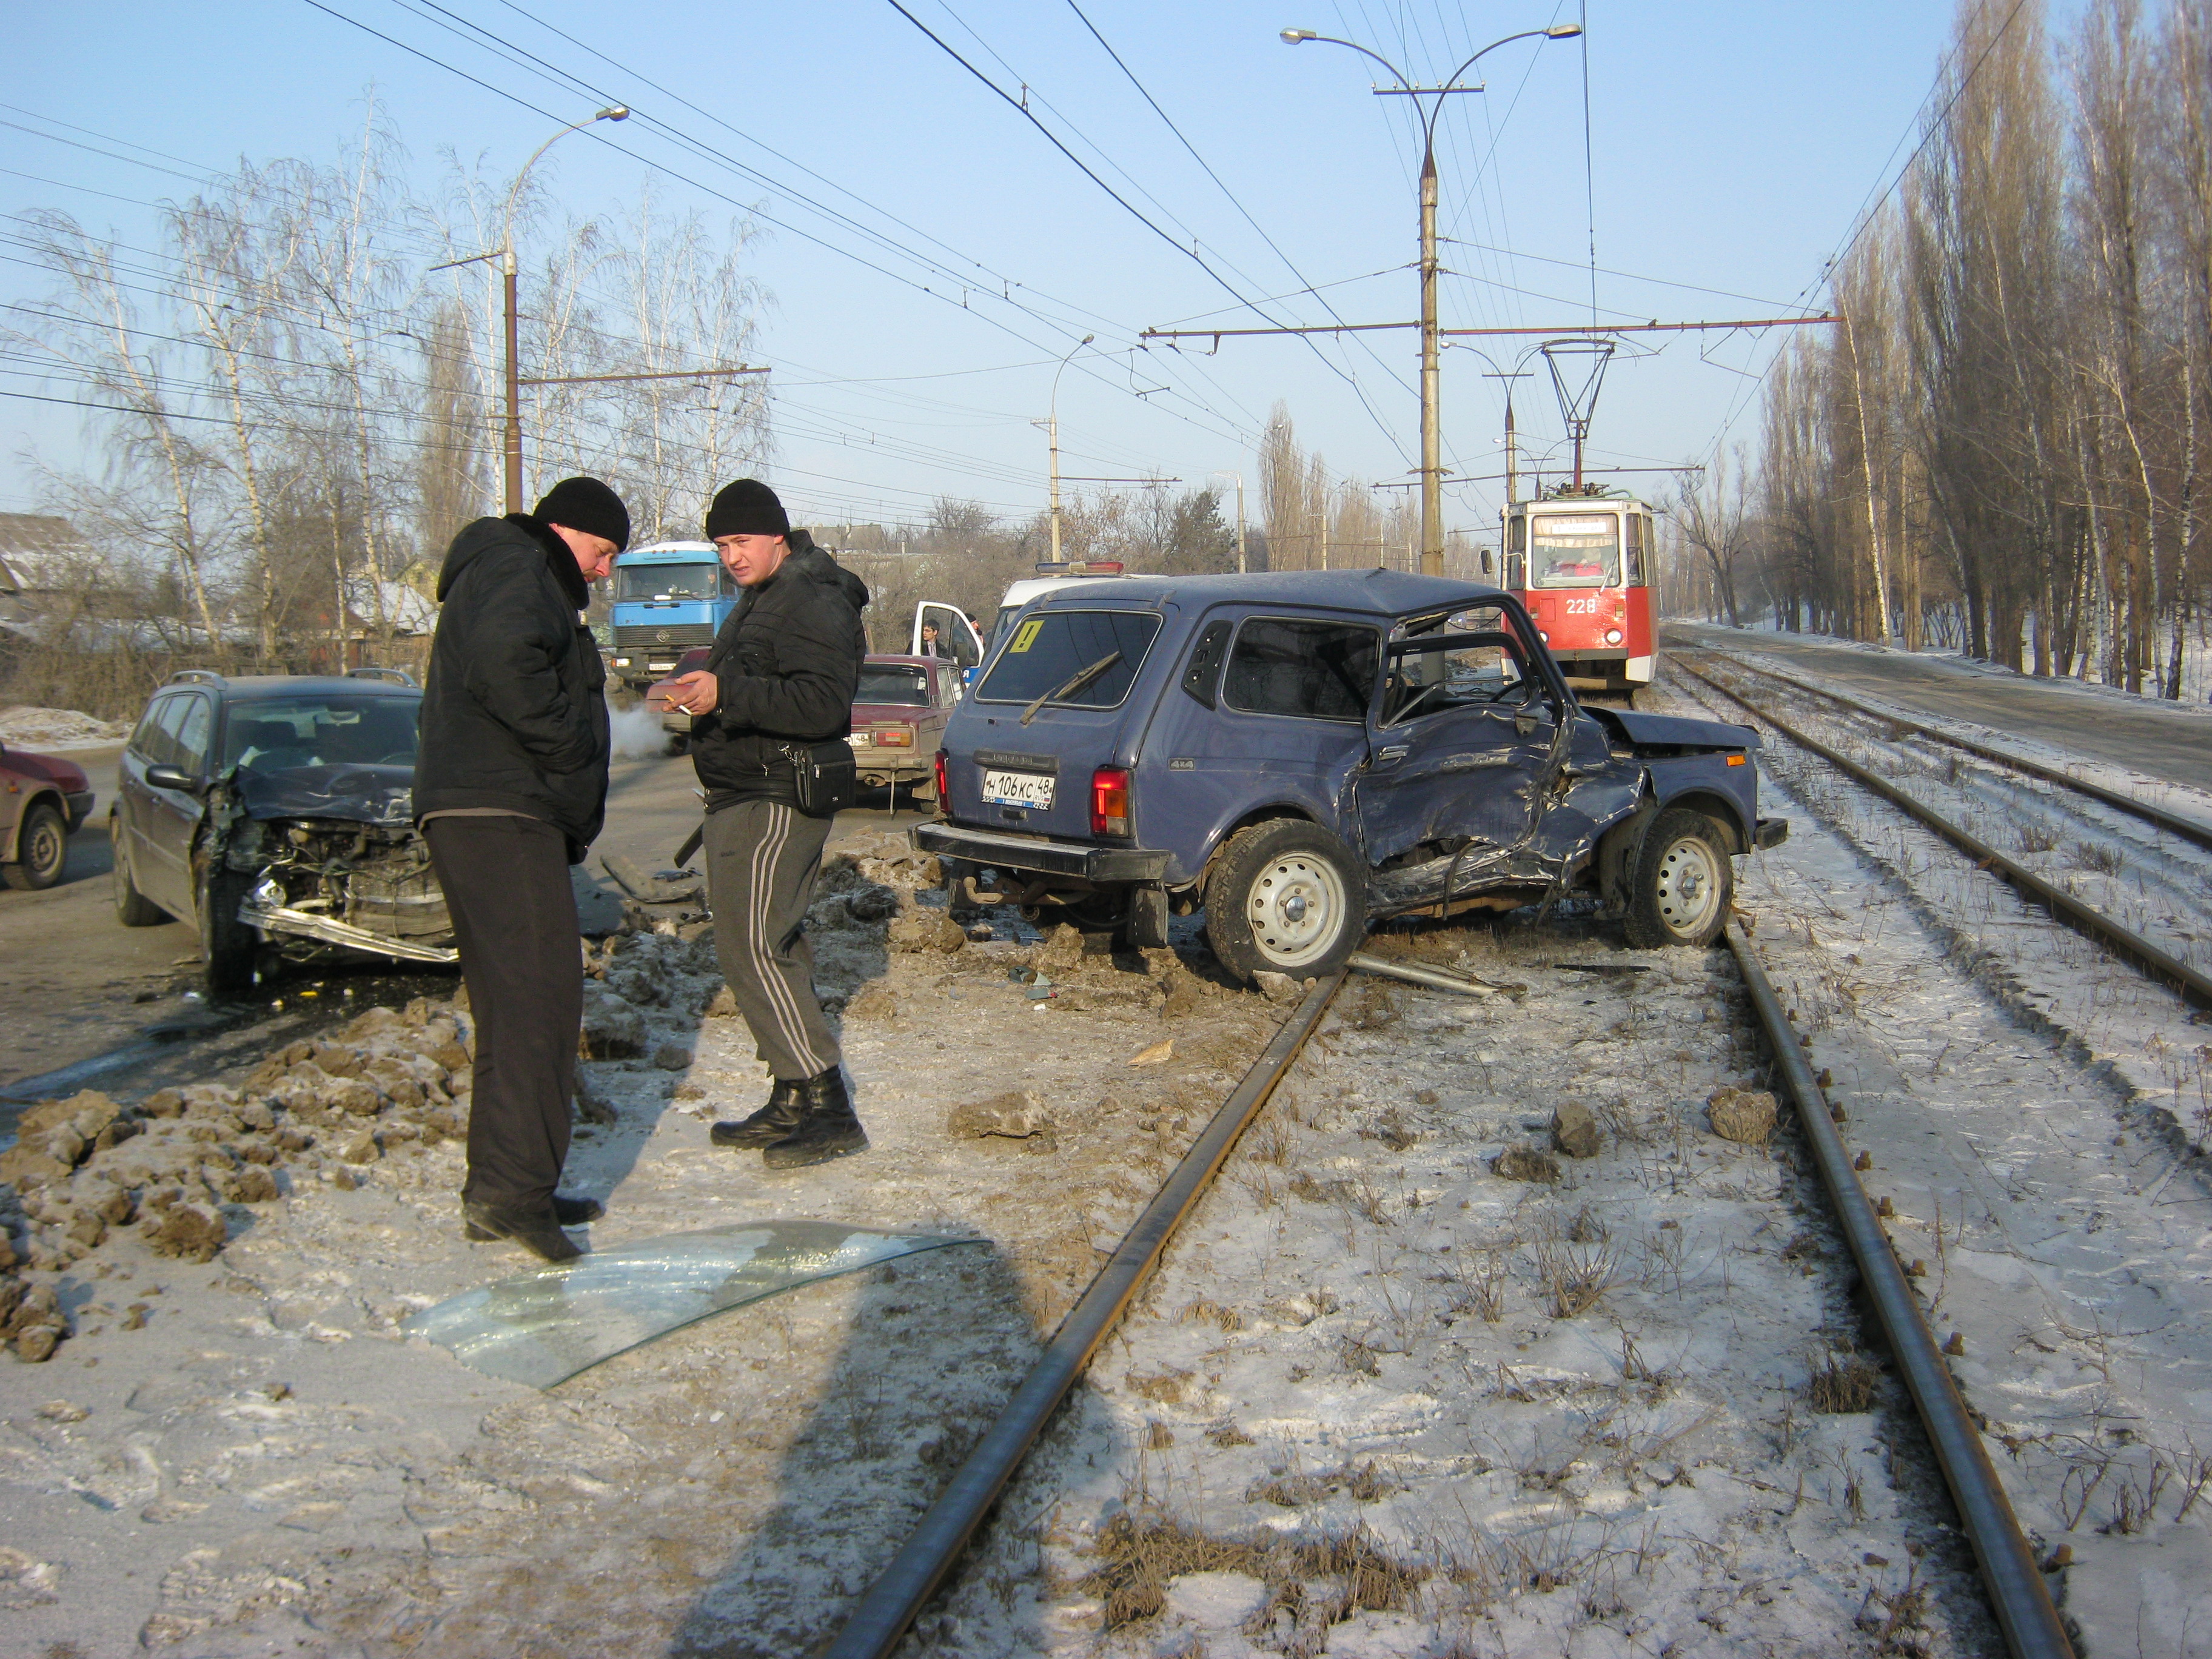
top-left (6, 1), bottom-right (1958, 543)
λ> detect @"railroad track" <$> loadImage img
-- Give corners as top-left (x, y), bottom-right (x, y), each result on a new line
top-left (822, 939), bottom-right (2079, 1658)
top-left (1672, 651), bottom-right (2212, 1012)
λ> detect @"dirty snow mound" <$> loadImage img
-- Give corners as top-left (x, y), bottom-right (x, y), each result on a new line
top-left (0, 705), bottom-right (132, 748)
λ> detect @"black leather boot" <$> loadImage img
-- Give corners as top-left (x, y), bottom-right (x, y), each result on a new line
top-left (461, 1198), bottom-right (584, 1262)
top-left (464, 1193), bottom-right (601, 1239)
top-left (763, 1068), bottom-right (869, 1170)
top-left (711, 1077), bottom-right (805, 1148)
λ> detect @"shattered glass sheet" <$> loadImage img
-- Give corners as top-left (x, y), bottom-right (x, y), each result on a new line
top-left (406, 1221), bottom-right (976, 1389)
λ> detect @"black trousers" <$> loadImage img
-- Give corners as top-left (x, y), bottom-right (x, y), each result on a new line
top-left (424, 815), bottom-right (578, 1209)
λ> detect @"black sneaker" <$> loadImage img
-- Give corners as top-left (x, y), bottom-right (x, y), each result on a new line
top-left (710, 1078), bottom-right (805, 1148)
top-left (763, 1068), bottom-right (870, 1170)
top-left (464, 1193), bottom-right (600, 1239)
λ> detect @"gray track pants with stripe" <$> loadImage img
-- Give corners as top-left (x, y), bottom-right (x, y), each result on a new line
top-left (704, 799), bottom-right (842, 1082)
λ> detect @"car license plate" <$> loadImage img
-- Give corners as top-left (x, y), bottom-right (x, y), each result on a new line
top-left (982, 769), bottom-right (1054, 809)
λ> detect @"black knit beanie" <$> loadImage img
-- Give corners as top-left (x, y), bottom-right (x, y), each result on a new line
top-left (533, 476), bottom-right (631, 552)
top-left (704, 478), bottom-right (790, 540)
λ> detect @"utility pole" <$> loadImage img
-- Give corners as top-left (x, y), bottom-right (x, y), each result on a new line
top-left (1418, 146), bottom-right (1442, 574)
top-left (1478, 364), bottom-right (1533, 507)
top-left (1042, 334), bottom-right (1095, 565)
top-left (1208, 471), bottom-right (1247, 574)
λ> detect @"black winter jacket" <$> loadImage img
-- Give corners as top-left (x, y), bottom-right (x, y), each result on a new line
top-left (414, 513), bottom-right (611, 858)
top-left (690, 531), bottom-right (870, 808)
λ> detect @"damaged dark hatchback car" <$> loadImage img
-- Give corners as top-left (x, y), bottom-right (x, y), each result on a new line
top-left (111, 669), bottom-right (455, 993)
top-left (915, 570), bottom-right (1786, 980)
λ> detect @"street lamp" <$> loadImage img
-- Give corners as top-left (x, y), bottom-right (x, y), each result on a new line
top-left (1281, 22), bottom-right (1580, 575)
top-left (438, 105), bottom-right (629, 514)
top-left (1207, 470), bottom-right (1247, 574)
top-left (1040, 334), bottom-right (1095, 564)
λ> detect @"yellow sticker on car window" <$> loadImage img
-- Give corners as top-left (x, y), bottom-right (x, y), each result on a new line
top-left (1008, 618), bottom-right (1044, 653)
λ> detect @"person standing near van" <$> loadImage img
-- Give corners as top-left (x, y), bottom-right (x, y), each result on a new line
top-left (656, 478), bottom-right (871, 1169)
top-left (416, 475), bottom-right (627, 1261)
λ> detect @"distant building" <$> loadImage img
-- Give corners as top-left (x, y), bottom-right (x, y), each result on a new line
top-left (0, 514), bottom-right (90, 637)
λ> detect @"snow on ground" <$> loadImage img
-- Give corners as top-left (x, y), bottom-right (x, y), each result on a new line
top-left (914, 920), bottom-right (2002, 1658)
top-left (0, 705), bottom-right (131, 749)
top-left (0, 833), bottom-right (1287, 1655)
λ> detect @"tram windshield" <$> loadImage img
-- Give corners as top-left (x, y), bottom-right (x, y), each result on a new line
top-left (1529, 513), bottom-right (1620, 589)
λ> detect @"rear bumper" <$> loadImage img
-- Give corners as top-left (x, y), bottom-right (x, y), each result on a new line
top-left (911, 822), bottom-right (1170, 883)
top-left (1755, 816), bottom-right (1789, 850)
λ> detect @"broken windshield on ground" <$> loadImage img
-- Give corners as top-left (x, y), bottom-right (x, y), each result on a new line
top-left (404, 1221), bottom-right (977, 1389)
top-left (975, 609), bottom-right (1160, 709)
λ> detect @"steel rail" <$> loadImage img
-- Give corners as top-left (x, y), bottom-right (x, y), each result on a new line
top-left (1688, 646), bottom-right (2212, 854)
top-left (1675, 658), bottom-right (2212, 1011)
top-left (1724, 925), bottom-right (2076, 1659)
top-left (822, 971), bottom-right (1347, 1659)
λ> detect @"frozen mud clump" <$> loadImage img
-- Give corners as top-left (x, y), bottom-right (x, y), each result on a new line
top-left (1706, 1085), bottom-right (1778, 1146)
top-left (580, 983), bottom-right (648, 1059)
top-left (948, 1091), bottom-right (1052, 1140)
top-left (1551, 1102), bottom-right (1601, 1159)
top-left (1492, 1145), bottom-right (1561, 1184)
top-left (141, 1202), bottom-right (227, 1264)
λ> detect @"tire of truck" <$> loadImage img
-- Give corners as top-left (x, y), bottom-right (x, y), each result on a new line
top-left (2, 799), bottom-right (69, 891)
top-left (1621, 806), bottom-right (1732, 948)
top-left (1204, 820), bottom-right (1365, 983)
top-left (111, 816), bottom-right (167, 925)
top-left (197, 865), bottom-right (260, 996)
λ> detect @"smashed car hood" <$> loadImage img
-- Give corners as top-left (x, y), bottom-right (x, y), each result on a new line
top-left (1594, 708), bottom-right (1758, 752)
top-left (235, 762), bottom-right (417, 827)
top-left (405, 1221), bottom-right (979, 1389)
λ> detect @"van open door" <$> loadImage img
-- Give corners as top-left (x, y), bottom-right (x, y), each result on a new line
top-left (910, 601), bottom-right (984, 679)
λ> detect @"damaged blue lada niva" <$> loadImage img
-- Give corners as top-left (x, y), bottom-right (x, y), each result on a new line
top-left (912, 570), bottom-right (1785, 982)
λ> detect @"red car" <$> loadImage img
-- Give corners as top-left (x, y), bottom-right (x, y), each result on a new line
top-left (1, 740), bottom-right (94, 891)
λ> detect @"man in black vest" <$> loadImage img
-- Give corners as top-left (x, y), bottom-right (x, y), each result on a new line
top-left (415, 476), bottom-right (625, 1260)
top-left (657, 479), bottom-right (871, 1169)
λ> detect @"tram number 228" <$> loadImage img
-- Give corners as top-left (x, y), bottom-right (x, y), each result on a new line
top-left (1563, 595), bottom-right (1599, 615)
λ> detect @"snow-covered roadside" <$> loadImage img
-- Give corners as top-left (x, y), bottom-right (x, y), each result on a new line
top-left (912, 927), bottom-right (2004, 1659)
top-left (1664, 669), bottom-right (2212, 1161)
top-left (0, 705), bottom-right (131, 749)
top-left (0, 834), bottom-right (1282, 1655)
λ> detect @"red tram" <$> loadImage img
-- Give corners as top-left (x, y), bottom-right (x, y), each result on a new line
top-left (1500, 483), bottom-right (1657, 702)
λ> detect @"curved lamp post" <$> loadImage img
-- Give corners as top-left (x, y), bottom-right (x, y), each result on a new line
top-left (1042, 334), bottom-right (1095, 563)
top-left (1281, 24), bottom-right (1580, 574)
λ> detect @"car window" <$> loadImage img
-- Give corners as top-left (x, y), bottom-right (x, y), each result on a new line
top-left (1382, 604), bottom-right (1542, 724)
top-left (1222, 618), bottom-right (1379, 723)
top-left (976, 609), bottom-right (1161, 710)
top-left (856, 663), bottom-right (930, 706)
top-left (223, 696), bottom-right (420, 770)
top-left (173, 695), bottom-right (213, 773)
top-left (131, 694), bottom-right (181, 764)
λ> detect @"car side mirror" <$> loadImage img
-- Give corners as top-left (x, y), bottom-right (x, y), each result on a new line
top-left (145, 764), bottom-right (200, 793)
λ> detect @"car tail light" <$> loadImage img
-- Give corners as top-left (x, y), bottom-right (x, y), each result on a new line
top-left (873, 728), bottom-right (913, 746)
top-left (1091, 766), bottom-right (1131, 837)
top-left (933, 749), bottom-right (948, 802)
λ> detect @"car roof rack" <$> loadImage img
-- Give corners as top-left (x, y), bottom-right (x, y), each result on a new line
top-left (346, 666), bottom-right (419, 687)
top-left (166, 668), bottom-right (224, 687)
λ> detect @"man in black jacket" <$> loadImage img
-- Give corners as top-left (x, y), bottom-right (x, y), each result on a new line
top-left (416, 476), bottom-right (626, 1260)
top-left (657, 478), bottom-right (870, 1170)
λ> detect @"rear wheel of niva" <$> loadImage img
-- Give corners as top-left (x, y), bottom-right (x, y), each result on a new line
top-left (1622, 806), bottom-right (1733, 948)
top-left (1204, 819), bottom-right (1365, 983)
top-left (198, 865), bottom-right (260, 996)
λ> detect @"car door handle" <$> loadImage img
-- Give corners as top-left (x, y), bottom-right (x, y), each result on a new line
top-left (1376, 743), bottom-right (1409, 763)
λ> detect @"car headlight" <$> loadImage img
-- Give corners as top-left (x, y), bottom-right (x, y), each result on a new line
top-left (1604, 629), bottom-right (1623, 645)
top-left (1537, 630), bottom-right (1549, 644)
top-left (612, 655), bottom-right (631, 667)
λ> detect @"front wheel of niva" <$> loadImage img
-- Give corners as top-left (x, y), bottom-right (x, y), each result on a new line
top-left (1204, 819), bottom-right (1365, 984)
top-left (1621, 806), bottom-right (1733, 948)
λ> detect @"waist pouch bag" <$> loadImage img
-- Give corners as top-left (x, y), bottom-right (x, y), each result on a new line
top-left (785, 739), bottom-right (859, 817)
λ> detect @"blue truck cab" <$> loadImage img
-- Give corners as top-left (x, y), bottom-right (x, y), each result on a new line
top-left (608, 540), bottom-right (734, 693)
top-left (913, 569), bottom-right (1785, 981)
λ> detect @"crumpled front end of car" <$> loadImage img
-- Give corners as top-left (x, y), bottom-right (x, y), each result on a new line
top-left (212, 765), bottom-right (458, 967)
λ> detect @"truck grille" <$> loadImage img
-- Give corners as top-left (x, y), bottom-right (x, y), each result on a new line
top-left (615, 623), bottom-right (716, 649)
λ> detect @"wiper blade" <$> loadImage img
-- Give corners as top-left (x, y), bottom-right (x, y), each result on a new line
top-left (1020, 651), bottom-right (1121, 726)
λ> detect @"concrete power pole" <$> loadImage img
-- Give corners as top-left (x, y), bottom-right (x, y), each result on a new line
top-left (1419, 148), bottom-right (1443, 576)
